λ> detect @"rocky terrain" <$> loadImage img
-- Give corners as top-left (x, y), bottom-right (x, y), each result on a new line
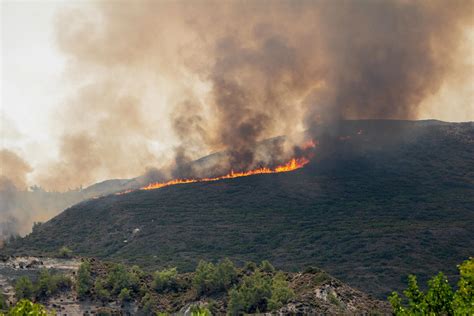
top-left (0, 256), bottom-right (133, 315)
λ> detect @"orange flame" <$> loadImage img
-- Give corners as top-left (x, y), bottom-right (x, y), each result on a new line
top-left (141, 157), bottom-right (309, 191)
top-left (302, 139), bottom-right (317, 149)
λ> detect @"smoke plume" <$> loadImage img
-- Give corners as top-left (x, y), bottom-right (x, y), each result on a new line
top-left (31, 0), bottom-right (473, 188)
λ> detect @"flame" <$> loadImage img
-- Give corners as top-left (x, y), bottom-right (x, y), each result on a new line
top-left (141, 157), bottom-right (310, 191)
top-left (302, 139), bottom-right (317, 149)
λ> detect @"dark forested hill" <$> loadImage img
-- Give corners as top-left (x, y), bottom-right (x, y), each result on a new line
top-left (6, 120), bottom-right (474, 298)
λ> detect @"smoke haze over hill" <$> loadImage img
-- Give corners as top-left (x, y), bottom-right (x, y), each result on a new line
top-left (35, 0), bottom-right (472, 190)
top-left (1, 0), bottom-right (473, 236)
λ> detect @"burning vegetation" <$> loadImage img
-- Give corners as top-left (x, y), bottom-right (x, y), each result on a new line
top-left (141, 157), bottom-right (310, 191)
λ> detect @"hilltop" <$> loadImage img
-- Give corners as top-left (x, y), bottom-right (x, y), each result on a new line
top-left (6, 120), bottom-right (474, 299)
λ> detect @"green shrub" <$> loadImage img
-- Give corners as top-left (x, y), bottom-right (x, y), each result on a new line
top-left (193, 261), bottom-right (216, 295)
top-left (215, 258), bottom-right (237, 290)
top-left (268, 272), bottom-right (295, 310)
top-left (140, 293), bottom-right (156, 314)
top-left (189, 305), bottom-right (212, 316)
top-left (105, 264), bottom-right (140, 295)
top-left (227, 271), bottom-right (272, 315)
top-left (14, 276), bottom-right (34, 300)
top-left (193, 259), bottom-right (237, 295)
top-left (259, 260), bottom-right (275, 274)
top-left (388, 257), bottom-right (473, 315)
top-left (35, 270), bottom-right (57, 299)
top-left (152, 267), bottom-right (178, 292)
top-left (34, 270), bottom-right (72, 300)
top-left (130, 265), bottom-right (145, 278)
top-left (94, 279), bottom-right (111, 302)
top-left (57, 246), bottom-right (72, 258)
top-left (452, 257), bottom-right (474, 313)
top-left (243, 261), bottom-right (257, 273)
top-left (118, 288), bottom-right (131, 302)
top-left (6, 299), bottom-right (53, 315)
top-left (76, 262), bottom-right (93, 298)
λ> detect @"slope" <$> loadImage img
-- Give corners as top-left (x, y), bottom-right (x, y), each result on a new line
top-left (6, 120), bottom-right (474, 299)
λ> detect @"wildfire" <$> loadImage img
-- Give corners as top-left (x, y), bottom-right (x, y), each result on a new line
top-left (141, 157), bottom-right (310, 191)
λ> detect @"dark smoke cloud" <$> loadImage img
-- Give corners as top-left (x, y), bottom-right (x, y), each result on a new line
top-left (31, 0), bottom-right (472, 188)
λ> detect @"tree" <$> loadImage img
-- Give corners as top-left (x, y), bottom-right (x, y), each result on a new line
top-left (452, 257), bottom-right (474, 313)
top-left (152, 267), bottom-right (178, 292)
top-left (193, 259), bottom-right (237, 295)
top-left (106, 264), bottom-right (139, 295)
top-left (193, 261), bottom-right (217, 295)
top-left (14, 277), bottom-right (34, 300)
top-left (215, 258), bottom-right (237, 290)
top-left (268, 272), bottom-right (295, 310)
top-left (227, 271), bottom-right (272, 315)
top-left (243, 261), bottom-right (257, 273)
top-left (140, 293), bottom-right (156, 314)
top-left (118, 288), bottom-right (131, 302)
top-left (94, 279), bottom-right (111, 303)
top-left (76, 262), bottom-right (93, 298)
top-left (32, 270), bottom-right (72, 300)
top-left (35, 270), bottom-right (57, 299)
top-left (259, 260), bottom-right (275, 274)
top-left (57, 246), bottom-right (72, 259)
top-left (388, 257), bottom-right (473, 315)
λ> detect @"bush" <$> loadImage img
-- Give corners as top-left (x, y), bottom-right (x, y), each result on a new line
top-left (452, 257), bottom-right (474, 314)
top-left (215, 258), bottom-right (237, 290)
top-left (193, 261), bottom-right (216, 295)
top-left (130, 265), bottom-right (145, 278)
top-left (189, 304), bottom-right (212, 316)
top-left (152, 267), bottom-right (178, 292)
top-left (140, 293), bottom-right (156, 314)
top-left (227, 271), bottom-right (272, 314)
top-left (95, 279), bottom-right (111, 302)
top-left (14, 276), bottom-right (34, 300)
top-left (388, 257), bottom-right (473, 315)
top-left (76, 262), bottom-right (93, 298)
top-left (193, 259), bottom-right (237, 295)
top-left (228, 270), bottom-right (294, 315)
top-left (243, 261), bottom-right (257, 273)
top-left (259, 260), bottom-right (275, 274)
top-left (118, 288), bottom-right (131, 302)
top-left (268, 272), bottom-right (295, 310)
top-left (106, 264), bottom-right (140, 295)
top-left (6, 299), bottom-right (53, 315)
top-left (35, 270), bottom-right (57, 299)
top-left (57, 246), bottom-right (72, 258)
top-left (34, 270), bottom-right (72, 300)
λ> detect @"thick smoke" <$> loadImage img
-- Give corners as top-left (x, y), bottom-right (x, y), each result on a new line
top-left (31, 0), bottom-right (472, 187)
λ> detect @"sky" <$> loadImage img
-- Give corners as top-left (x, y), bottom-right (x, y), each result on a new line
top-left (1, 0), bottom-right (473, 189)
top-left (1, 1), bottom-right (69, 169)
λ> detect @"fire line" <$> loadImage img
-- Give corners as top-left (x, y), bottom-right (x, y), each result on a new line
top-left (140, 157), bottom-right (309, 191)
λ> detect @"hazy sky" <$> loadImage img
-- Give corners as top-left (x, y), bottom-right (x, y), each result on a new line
top-left (1, 1), bottom-right (68, 168)
top-left (1, 0), bottom-right (473, 188)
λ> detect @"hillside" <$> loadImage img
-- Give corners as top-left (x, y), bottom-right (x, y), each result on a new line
top-left (0, 256), bottom-right (390, 314)
top-left (6, 120), bottom-right (474, 299)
